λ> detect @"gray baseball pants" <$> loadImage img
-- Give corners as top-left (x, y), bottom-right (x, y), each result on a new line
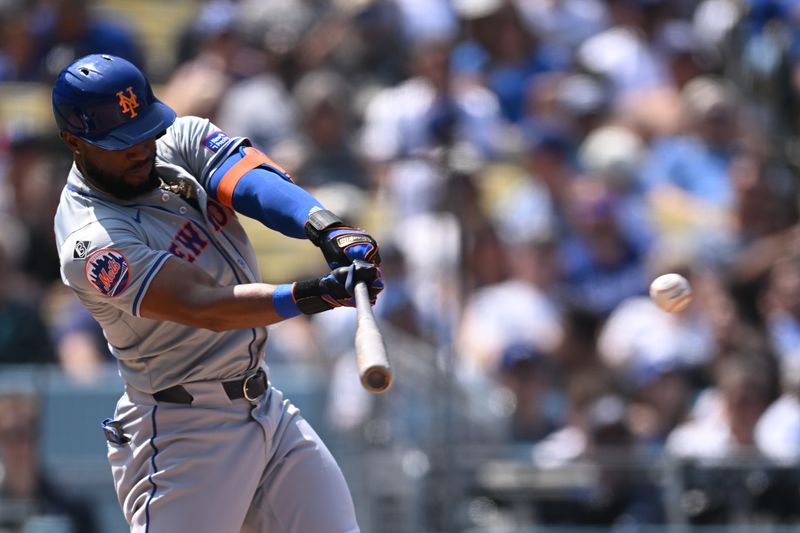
top-left (105, 375), bottom-right (360, 533)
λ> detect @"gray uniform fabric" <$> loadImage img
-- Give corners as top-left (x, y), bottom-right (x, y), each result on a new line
top-left (54, 116), bottom-right (359, 532)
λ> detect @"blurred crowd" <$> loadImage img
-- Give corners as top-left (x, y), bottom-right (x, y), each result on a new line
top-left (3, 0), bottom-right (800, 529)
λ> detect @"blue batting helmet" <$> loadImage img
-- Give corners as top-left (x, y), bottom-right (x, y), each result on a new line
top-left (52, 54), bottom-right (176, 150)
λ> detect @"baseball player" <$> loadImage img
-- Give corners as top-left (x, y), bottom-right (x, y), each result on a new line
top-left (52, 54), bottom-right (383, 533)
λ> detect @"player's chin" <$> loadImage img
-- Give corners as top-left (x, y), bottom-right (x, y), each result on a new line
top-left (124, 163), bottom-right (154, 185)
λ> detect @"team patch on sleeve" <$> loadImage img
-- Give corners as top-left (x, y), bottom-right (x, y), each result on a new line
top-left (202, 131), bottom-right (230, 153)
top-left (85, 249), bottom-right (131, 297)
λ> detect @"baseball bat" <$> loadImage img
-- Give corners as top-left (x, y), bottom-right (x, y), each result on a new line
top-left (354, 281), bottom-right (392, 393)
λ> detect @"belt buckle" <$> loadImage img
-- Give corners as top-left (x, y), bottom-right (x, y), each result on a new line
top-left (242, 370), bottom-right (264, 401)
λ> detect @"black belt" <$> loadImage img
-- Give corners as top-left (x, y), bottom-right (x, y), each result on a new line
top-left (153, 369), bottom-right (267, 405)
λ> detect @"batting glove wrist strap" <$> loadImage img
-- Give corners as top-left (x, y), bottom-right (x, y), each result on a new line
top-left (292, 278), bottom-right (336, 315)
top-left (304, 209), bottom-right (343, 245)
top-left (305, 209), bottom-right (381, 269)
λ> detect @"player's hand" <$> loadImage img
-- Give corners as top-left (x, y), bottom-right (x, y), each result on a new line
top-left (320, 260), bottom-right (384, 307)
top-left (318, 227), bottom-right (381, 270)
top-left (305, 209), bottom-right (381, 269)
top-left (287, 261), bottom-right (384, 315)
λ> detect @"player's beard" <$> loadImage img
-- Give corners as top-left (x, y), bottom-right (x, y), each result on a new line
top-left (83, 159), bottom-right (160, 200)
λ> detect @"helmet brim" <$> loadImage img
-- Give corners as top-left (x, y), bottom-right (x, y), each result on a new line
top-left (85, 100), bottom-right (177, 151)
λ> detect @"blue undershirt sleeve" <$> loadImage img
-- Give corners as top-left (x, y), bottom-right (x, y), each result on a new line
top-left (207, 147), bottom-right (322, 239)
top-left (230, 168), bottom-right (322, 239)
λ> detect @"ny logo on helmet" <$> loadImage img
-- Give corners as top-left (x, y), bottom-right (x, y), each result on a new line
top-left (117, 86), bottom-right (139, 118)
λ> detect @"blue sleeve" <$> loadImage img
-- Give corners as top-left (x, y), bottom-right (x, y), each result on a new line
top-left (207, 146), bottom-right (323, 238)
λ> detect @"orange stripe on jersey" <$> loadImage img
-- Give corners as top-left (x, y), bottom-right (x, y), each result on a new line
top-left (215, 147), bottom-right (290, 208)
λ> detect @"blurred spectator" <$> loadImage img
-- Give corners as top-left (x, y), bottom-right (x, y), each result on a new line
top-left (626, 362), bottom-right (693, 451)
top-left (669, 352), bottom-right (791, 526)
top-left (45, 286), bottom-right (112, 384)
top-left (291, 69), bottom-right (369, 189)
top-left (761, 253), bottom-right (800, 366)
top-left (559, 178), bottom-right (650, 316)
top-left (234, 0), bottom-right (318, 83)
top-left (0, 241), bottom-right (56, 365)
top-left (692, 0), bottom-right (744, 56)
top-left (456, 231), bottom-right (563, 379)
top-left (3, 133), bottom-right (67, 293)
top-left (452, 0), bottom-right (566, 123)
top-left (173, 0), bottom-right (238, 65)
top-left (756, 358), bottom-right (800, 464)
top-left (578, 123), bottom-right (652, 248)
top-left (395, 0), bottom-right (457, 44)
top-left (0, 392), bottom-right (98, 532)
top-left (492, 127), bottom-right (576, 244)
top-left (721, 146), bottom-right (799, 283)
top-left (692, 266), bottom-right (769, 356)
top-left (642, 76), bottom-right (742, 249)
top-left (161, 0), bottom-right (256, 119)
top-left (666, 352), bottom-right (776, 461)
top-left (34, 0), bottom-right (145, 79)
top-left (550, 72), bottom-right (613, 142)
top-left (534, 394), bottom-right (665, 526)
top-left (576, 0), bottom-right (672, 101)
top-left (371, 242), bottom-right (423, 338)
top-left (462, 223), bottom-right (509, 291)
top-left (551, 304), bottom-right (603, 377)
top-left (0, 5), bottom-right (42, 81)
top-left (293, 0), bottom-right (407, 87)
top-left (439, 169), bottom-right (507, 289)
top-left (359, 37), bottom-right (505, 187)
top-left (656, 18), bottom-right (709, 90)
top-left (496, 341), bottom-right (563, 442)
top-left (514, 0), bottom-right (609, 57)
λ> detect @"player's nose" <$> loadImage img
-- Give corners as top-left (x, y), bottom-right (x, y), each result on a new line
top-left (125, 140), bottom-right (154, 162)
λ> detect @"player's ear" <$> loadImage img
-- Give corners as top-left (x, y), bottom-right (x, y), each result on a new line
top-left (61, 132), bottom-right (82, 154)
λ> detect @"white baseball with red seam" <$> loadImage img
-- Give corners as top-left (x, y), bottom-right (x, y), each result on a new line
top-left (649, 273), bottom-right (692, 312)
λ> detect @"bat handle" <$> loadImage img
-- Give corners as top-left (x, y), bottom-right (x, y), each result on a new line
top-left (354, 281), bottom-right (392, 393)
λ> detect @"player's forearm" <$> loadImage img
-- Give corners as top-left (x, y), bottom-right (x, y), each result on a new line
top-left (141, 282), bottom-right (287, 331)
top-left (197, 283), bottom-right (287, 330)
top-left (140, 256), bottom-right (295, 330)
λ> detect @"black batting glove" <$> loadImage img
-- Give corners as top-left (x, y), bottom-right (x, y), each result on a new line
top-left (293, 260), bottom-right (384, 314)
top-left (305, 209), bottom-right (381, 269)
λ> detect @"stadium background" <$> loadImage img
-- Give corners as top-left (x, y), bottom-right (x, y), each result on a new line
top-left (2, 0), bottom-right (800, 532)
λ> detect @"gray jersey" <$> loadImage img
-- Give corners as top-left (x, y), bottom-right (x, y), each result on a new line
top-left (55, 116), bottom-right (268, 393)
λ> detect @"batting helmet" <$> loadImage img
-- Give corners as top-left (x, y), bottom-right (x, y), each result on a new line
top-left (52, 54), bottom-right (176, 150)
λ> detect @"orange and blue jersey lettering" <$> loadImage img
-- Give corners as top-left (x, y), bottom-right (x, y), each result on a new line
top-left (168, 221), bottom-right (208, 262)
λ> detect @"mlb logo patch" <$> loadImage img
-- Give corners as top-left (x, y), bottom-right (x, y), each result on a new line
top-left (85, 249), bottom-right (130, 297)
top-left (202, 131), bottom-right (230, 153)
top-left (73, 240), bottom-right (90, 259)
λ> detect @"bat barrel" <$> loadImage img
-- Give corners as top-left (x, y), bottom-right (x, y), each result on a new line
top-left (354, 281), bottom-right (392, 393)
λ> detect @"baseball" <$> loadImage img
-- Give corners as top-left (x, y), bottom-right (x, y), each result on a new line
top-left (649, 273), bottom-right (692, 313)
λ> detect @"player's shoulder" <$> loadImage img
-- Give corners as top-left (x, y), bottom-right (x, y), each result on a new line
top-left (55, 193), bottom-right (143, 261)
top-left (56, 182), bottom-right (137, 228)
top-left (169, 115), bottom-right (212, 132)
top-left (159, 115), bottom-right (236, 159)
top-left (162, 115), bottom-right (220, 145)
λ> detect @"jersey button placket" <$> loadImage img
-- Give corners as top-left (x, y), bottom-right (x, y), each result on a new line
top-left (161, 193), bottom-right (170, 202)
top-left (179, 206), bottom-right (187, 214)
